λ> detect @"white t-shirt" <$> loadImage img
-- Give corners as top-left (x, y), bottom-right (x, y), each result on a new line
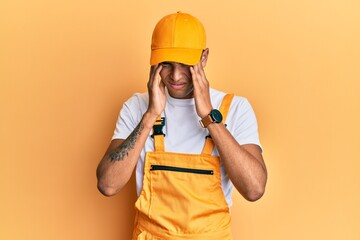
top-left (112, 88), bottom-right (261, 207)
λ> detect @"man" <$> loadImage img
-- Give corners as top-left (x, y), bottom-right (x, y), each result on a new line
top-left (97, 12), bottom-right (267, 239)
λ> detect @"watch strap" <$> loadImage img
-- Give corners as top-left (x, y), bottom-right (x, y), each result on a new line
top-left (199, 115), bottom-right (213, 128)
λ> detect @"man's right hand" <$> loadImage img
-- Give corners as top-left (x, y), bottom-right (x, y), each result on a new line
top-left (147, 64), bottom-right (165, 118)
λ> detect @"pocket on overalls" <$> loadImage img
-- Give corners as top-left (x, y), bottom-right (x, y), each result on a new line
top-left (150, 165), bottom-right (214, 175)
top-left (136, 230), bottom-right (150, 240)
top-left (136, 230), bottom-right (163, 240)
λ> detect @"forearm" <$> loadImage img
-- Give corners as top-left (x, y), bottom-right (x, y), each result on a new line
top-left (207, 123), bottom-right (267, 201)
top-left (97, 64), bottom-right (165, 196)
top-left (96, 112), bottom-right (157, 196)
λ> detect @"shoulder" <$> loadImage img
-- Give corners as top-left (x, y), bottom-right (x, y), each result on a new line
top-left (119, 92), bottom-right (149, 124)
top-left (232, 96), bottom-right (253, 111)
top-left (212, 90), bottom-right (261, 148)
top-left (124, 92), bottom-right (149, 108)
top-left (210, 88), bottom-right (251, 110)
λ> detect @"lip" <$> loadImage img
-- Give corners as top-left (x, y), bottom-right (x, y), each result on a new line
top-left (168, 82), bottom-right (186, 90)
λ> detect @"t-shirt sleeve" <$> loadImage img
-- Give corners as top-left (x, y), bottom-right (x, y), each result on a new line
top-left (230, 97), bottom-right (262, 150)
top-left (112, 94), bottom-right (145, 140)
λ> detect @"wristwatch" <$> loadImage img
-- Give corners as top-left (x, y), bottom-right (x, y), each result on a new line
top-left (199, 109), bottom-right (223, 128)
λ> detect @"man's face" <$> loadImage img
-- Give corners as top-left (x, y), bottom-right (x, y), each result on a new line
top-left (159, 62), bottom-right (194, 99)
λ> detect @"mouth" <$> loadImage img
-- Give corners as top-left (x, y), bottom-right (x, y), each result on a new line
top-left (168, 82), bottom-right (187, 90)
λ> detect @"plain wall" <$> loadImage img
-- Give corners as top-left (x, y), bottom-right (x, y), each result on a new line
top-left (1, 0), bottom-right (359, 239)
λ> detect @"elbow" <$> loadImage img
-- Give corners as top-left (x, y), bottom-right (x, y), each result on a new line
top-left (246, 168), bottom-right (268, 202)
top-left (97, 181), bottom-right (119, 197)
top-left (96, 171), bottom-right (122, 197)
top-left (96, 165), bottom-right (120, 197)
top-left (244, 186), bottom-right (266, 202)
top-left (96, 168), bottom-right (128, 197)
top-left (242, 175), bottom-right (267, 202)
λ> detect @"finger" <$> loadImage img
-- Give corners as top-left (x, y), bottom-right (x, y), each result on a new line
top-left (149, 64), bottom-right (162, 87)
top-left (154, 64), bottom-right (163, 85)
top-left (194, 63), bottom-right (208, 88)
top-left (149, 64), bottom-right (158, 81)
top-left (149, 65), bottom-right (157, 80)
top-left (190, 66), bottom-right (199, 87)
top-left (192, 64), bottom-right (202, 79)
top-left (197, 62), bottom-right (206, 79)
top-left (190, 66), bottom-right (195, 78)
top-left (193, 62), bottom-right (204, 79)
top-left (192, 64), bottom-right (204, 87)
top-left (159, 77), bottom-right (165, 91)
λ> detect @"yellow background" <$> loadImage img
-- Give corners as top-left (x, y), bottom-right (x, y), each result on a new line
top-left (1, 0), bottom-right (359, 239)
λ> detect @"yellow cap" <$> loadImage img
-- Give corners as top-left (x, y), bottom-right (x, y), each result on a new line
top-left (150, 12), bottom-right (206, 66)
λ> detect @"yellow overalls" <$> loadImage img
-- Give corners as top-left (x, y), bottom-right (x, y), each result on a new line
top-left (132, 94), bottom-right (234, 240)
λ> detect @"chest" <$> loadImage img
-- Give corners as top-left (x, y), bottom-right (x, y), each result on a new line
top-left (144, 104), bottom-right (209, 154)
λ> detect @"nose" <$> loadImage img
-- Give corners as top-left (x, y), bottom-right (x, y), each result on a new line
top-left (171, 64), bottom-right (183, 82)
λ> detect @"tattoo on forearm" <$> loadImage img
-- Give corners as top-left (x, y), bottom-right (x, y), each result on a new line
top-left (109, 122), bottom-right (144, 162)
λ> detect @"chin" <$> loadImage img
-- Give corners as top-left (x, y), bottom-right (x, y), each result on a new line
top-left (168, 89), bottom-right (193, 99)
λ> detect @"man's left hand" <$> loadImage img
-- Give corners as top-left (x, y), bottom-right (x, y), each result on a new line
top-left (190, 62), bottom-right (213, 118)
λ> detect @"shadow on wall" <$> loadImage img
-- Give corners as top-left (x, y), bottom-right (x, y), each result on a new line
top-left (97, 172), bottom-right (137, 239)
top-left (118, 174), bottom-right (137, 239)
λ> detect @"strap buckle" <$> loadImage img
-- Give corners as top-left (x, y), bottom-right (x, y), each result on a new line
top-left (151, 117), bottom-right (166, 138)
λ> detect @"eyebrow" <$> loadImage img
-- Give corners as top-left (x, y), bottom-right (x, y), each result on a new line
top-left (161, 62), bottom-right (191, 67)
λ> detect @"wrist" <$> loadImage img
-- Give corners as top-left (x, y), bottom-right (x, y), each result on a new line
top-left (142, 111), bottom-right (159, 129)
top-left (199, 109), bottom-right (223, 128)
top-left (198, 105), bottom-right (213, 119)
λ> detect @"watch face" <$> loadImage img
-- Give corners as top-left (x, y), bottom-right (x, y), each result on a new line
top-left (210, 109), bottom-right (223, 123)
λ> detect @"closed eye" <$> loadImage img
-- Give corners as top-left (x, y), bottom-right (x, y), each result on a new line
top-left (161, 62), bottom-right (171, 67)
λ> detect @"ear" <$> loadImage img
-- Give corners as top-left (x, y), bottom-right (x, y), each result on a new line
top-left (200, 48), bottom-right (209, 68)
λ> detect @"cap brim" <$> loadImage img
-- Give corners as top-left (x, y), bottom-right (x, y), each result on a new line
top-left (150, 48), bottom-right (203, 66)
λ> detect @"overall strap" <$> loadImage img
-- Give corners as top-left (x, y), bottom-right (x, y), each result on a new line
top-left (152, 116), bottom-right (165, 152)
top-left (201, 94), bottom-right (235, 155)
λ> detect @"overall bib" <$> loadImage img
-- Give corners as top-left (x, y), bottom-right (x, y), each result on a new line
top-left (132, 94), bottom-right (234, 240)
